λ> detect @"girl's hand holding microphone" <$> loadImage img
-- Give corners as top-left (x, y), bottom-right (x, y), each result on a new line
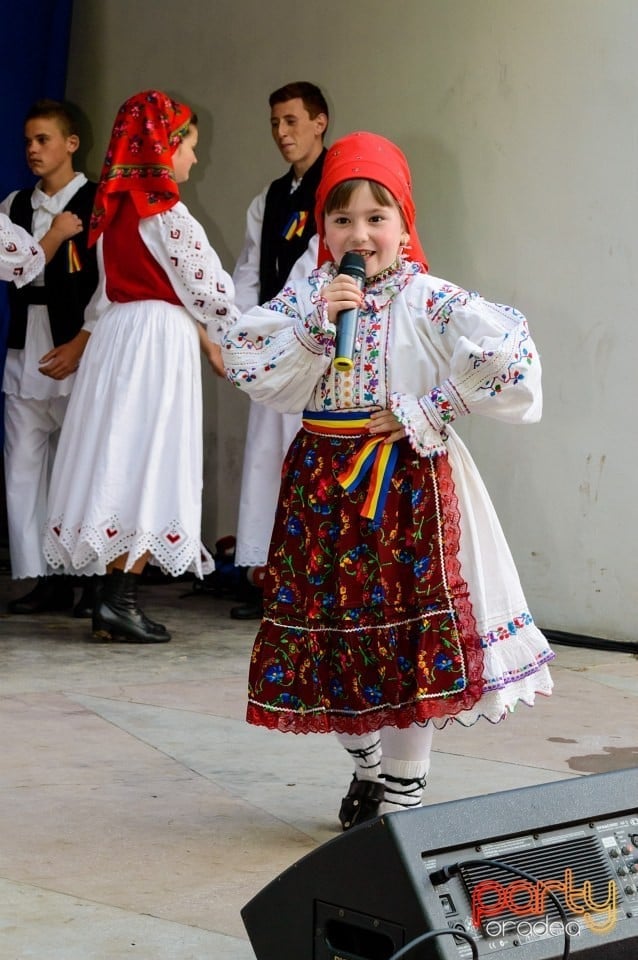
top-left (322, 274), bottom-right (363, 327)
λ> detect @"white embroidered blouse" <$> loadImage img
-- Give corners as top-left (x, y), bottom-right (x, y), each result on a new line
top-left (221, 258), bottom-right (542, 456)
top-left (86, 201), bottom-right (240, 337)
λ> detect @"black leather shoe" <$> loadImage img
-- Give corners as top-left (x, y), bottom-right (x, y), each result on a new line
top-left (230, 579), bottom-right (263, 620)
top-left (92, 570), bottom-right (171, 643)
top-left (7, 576), bottom-right (75, 615)
top-left (230, 599), bottom-right (264, 620)
top-left (338, 776), bottom-right (385, 831)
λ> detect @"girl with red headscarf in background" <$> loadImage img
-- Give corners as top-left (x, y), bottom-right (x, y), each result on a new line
top-left (222, 131), bottom-right (554, 829)
top-left (44, 90), bottom-right (237, 643)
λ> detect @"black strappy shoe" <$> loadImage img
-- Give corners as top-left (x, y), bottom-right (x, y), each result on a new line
top-left (338, 775), bottom-right (385, 831)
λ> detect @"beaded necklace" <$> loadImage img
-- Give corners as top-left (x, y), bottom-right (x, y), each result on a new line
top-left (363, 258), bottom-right (402, 289)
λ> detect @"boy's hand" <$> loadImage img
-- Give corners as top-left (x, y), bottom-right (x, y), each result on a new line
top-left (49, 212), bottom-right (83, 241)
top-left (368, 408), bottom-right (406, 443)
top-left (322, 274), bottom-right (363, 327)
top-left (39, 213), bottom-right (84, 263)
top-left (39, 330), bottom-right (89, 380)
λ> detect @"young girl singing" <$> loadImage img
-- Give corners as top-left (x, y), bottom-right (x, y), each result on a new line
top-left (222, 131), bottom-right (554, 828)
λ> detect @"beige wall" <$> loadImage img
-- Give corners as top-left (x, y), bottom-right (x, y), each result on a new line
top-left (66, 0), bottom-right (638, 643)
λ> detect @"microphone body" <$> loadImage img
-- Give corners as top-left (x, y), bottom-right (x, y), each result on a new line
top-left (333, 252), bottom-right (366, 372)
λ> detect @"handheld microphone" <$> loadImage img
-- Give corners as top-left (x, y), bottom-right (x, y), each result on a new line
top-left (333, 252), bottom-right (366, 372)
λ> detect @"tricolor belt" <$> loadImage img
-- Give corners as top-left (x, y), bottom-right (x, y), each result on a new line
top-left (302, 410), bottom-right (399, 524)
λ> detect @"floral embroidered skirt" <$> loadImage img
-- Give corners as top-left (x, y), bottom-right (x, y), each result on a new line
top-left (246, 424), bottom-right (486, 735)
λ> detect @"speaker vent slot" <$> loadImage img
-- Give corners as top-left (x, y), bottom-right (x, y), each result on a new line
top-left (324, 918), bottom-right (395, 959)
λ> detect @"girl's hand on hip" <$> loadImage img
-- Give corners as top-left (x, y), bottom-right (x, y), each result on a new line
top-left (368, 408), bottom-right (406, 443)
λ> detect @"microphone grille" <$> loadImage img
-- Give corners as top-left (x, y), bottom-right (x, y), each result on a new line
top-left (338, 251), bottom-right (366, 279)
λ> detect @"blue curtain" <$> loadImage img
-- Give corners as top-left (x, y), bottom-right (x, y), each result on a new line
top-left (0, 0), bottom-right (74, 440)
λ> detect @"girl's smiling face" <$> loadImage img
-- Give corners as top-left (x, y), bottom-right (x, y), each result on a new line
top-left (323, 180), bottom-right (406, 277)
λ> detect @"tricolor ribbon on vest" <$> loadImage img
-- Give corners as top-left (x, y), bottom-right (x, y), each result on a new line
top-left (282, 210), bottom-right (309, 241)
top-left (66, 239), bottom-right (82, 273)
top-left (302, 410), bottom-right (399, 523)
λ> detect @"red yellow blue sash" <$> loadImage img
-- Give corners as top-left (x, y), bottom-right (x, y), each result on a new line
top-left (302, 410), bottom-right (399, 523)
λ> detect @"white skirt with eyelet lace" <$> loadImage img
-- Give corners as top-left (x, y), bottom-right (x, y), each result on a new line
top-left (44, 298), bottom-right (213, 578)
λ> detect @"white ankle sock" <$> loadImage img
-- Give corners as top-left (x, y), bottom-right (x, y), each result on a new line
top-left (379, 757), bottom-right (429, 814)
top-left (336, 732), bottom-right (382, 782)
top-left (378, 724), bottom-right (433, 814)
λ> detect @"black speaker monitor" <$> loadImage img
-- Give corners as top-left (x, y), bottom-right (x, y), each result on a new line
top-left (242, 767), bottom-right (638, 959)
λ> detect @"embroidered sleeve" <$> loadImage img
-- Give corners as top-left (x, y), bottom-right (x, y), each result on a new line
top-left (423, 285), bottom-right (541, 426)
top-left (0, 214), bottom-right (45, 287)
top-left (139, 203), bottom-right (239, 339)
top-left (222, 274), bottom-right (335, 412)
top-left (389, 392), bottom-right (449, 457)
top-left (391, 281), bottom-right (542, 456)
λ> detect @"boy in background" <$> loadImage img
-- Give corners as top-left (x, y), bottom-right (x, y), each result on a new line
top-left (2, 99), bottom-right (98, 615)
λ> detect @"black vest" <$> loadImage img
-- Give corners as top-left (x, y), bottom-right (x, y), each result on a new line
top-left (259, 148), bottom-right (326, 303)
top-left (7, 181), bottom-right (98, 349)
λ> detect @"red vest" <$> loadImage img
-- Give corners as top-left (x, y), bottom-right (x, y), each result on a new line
top-left (103, 194), bottom-right (181, 305)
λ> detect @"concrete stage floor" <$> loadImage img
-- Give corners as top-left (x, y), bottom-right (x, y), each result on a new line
top-left (1, 575), bottom-right (637, 958)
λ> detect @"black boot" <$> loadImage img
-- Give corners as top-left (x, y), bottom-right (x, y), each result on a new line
top-left (7, 576), bottom-right (74, 615)
top-left (73, 577), bottom-right (103, 619)
top-left (92, 569), bottom-right (171, 643)
top-left (230, 567), bottom-right (264, 620)
top-left (338, 775), bottom-right (385, 831)
top-left (230, 584), bottom-right (264, 620)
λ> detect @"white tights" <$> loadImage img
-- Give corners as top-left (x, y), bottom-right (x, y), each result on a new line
top-left (336, 724), bottom-right (434, 814)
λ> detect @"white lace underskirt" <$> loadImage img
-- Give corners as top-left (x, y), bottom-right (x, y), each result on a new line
top-left (431, 619), bottom-right (555, 728)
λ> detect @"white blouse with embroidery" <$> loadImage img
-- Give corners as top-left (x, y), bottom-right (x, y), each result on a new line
top-left (222, 259), bottom-right (541, 446)
top-left (84, 201), bottom-right (240, 336)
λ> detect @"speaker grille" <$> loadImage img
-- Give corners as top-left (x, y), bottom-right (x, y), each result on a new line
top-left (458, 835), bottom-right (618, 929)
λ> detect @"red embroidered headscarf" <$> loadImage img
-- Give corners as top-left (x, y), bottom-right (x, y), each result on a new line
top-left (314, 131), bottom-right (428, 271)
top-left (88, 90), bottom-right (193, 246)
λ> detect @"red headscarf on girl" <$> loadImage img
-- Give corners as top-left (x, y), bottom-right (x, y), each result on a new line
top-left (314, 131), bottom-right (428, 271)
top-left (88, 90), bottom-right (193, 247)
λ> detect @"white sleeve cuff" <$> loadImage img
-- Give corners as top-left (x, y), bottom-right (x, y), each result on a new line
top-left (390, 392), bottom-right (449, 457)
